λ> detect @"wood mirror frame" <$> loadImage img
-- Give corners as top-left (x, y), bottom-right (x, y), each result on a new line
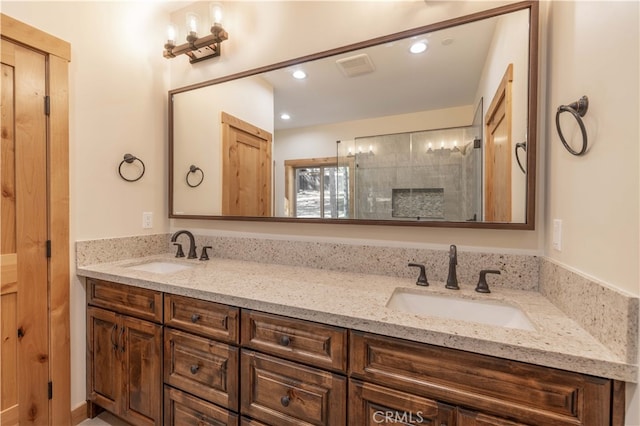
top-left (169, 0), bottom-right (539, 230)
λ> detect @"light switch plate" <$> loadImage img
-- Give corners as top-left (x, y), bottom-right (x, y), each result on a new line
top-left (552, 219), bottom-right (562, 251)
top-left (142, 212), bottom-right (153, 229)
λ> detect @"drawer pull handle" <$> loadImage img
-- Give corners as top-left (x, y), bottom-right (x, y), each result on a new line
top-left (190, 365), bottom-right (199, 374)
top-left (191, 313), bottom-right (200, 323)
top-left (280, 335), bottom-right (291, 346)
top-left (280, 396), bottom-right (290, 407)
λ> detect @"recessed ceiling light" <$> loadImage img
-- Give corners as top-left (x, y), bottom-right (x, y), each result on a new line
top-left (280, 113), bottom-right (291, 120)
top-left (442, 38), bottom-right (454, 46)
top-left (409, 41), bottom-right (428, 54)
top-left (292, 70), bottom-right (307, 79)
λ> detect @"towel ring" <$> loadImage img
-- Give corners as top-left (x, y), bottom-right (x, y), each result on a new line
top-left (186, 165), bottom-right (204, 188)
top-left (118, 153), bottom-right (145, 182)
top-left (515, 142), bottom-right (527, 173)
top-left (556, 95), bottom-right (588, 156)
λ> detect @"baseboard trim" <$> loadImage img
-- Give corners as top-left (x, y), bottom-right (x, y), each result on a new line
top-left (71, 402), bottom-right (87, 426)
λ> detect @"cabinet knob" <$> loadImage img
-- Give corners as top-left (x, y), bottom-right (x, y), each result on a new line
top-left (280, 395), bottom-right (290, 407)
top-left (280, 335), bottom-right (291, 346)
top-left (190, 365), bottom-right (199, 374)
top-left (191, 313), bottom-right (200, 323)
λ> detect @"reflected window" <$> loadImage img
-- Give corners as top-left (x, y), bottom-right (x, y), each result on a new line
top-left (285, 158), bottom-right (350, 218)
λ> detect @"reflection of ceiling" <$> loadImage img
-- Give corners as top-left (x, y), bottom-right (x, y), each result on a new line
top-left (265, 17), bottom-right (497, 131)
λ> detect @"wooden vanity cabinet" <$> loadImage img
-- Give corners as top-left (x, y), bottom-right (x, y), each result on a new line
top-left (86, 279), bottom-right (623, 426)
top-left (163, 294), bottom-right (240, 426)
top-left (350, 331), bottom-right (615, 426)
top-left (87, 279), bottom-right (163, 426)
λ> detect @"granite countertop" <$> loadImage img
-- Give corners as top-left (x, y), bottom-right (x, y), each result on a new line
top-left (77, 254), bottom-right (638, 382)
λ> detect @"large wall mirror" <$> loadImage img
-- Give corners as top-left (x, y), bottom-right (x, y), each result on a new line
top-left (169, 1), bottom-right (538, 229)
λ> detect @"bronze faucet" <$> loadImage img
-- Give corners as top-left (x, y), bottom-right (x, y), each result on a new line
top-left (170, 230), bottom-right (197, 259)
top-left (445, 244), bottom-right (459, 290)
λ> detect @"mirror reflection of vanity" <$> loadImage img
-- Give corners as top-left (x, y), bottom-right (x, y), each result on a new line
top-left (169, 0), bottom-right (538, 230)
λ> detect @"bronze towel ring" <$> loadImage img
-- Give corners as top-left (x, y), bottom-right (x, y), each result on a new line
top-left (515, 142), bottom-right (527, 173)
top-left (118, 154), bottom-right (145, 182)
top-left (186, 165), bottom-right (204, 188)
top-left (555, 95), bottom-right (589, 156)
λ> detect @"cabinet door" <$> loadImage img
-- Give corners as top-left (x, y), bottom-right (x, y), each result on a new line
top-left (120, 315), bottom-right (163, 426)
top-left (87, 307), bottom-right (121, 414)
top-left (241, 350), bottom-right (347, 426)
top-left (457, 408), bottom-right (528, 426)
top-left (349, 379), bottom-right (455, 425)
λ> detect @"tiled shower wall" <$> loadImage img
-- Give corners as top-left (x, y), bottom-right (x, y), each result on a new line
top-left (353, 127), bottom-right (481, 221)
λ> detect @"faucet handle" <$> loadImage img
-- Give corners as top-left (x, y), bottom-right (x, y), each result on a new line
top-left (173, 243), bottom-right (185, 258)
top-left (408, 263), bottom-right (429, 286)
top-left (200, 246), bottom-right (212, 261)
top-left (476, 269), bottom-right (501, 293)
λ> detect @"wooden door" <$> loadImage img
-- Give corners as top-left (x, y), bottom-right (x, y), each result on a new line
top-left (87, 307), bottom-right (121, 415)
top-left (221, 112), bottom-right (272, 217)
top-left (120, 315), bottom-right (163, 426)
top-left (484, 64), bottom-right (513, 222)
top-left (1, 14), bottom-right (70, 426)
top-left (1, 38), bottom-right (50, 426)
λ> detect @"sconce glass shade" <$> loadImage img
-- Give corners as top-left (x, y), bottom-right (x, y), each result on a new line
top-left (186, 12), bottom-right (199, 35)
top-left (210, 3), bottom-right (223, 25)
top-left (167, 25), bottom-right (176, 44)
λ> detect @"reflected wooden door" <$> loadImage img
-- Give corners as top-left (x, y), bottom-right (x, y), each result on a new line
top-left (1, 39), bottom-right (49, 425)
top-left (221, 112), bottom-right (272, 216)
top-left (485, 64), bottom-right (513, 222)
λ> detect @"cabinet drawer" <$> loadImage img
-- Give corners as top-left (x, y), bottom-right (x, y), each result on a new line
top-left (239, 417), bottom-right (269, 426)
top-left (87, 278), bottom-right (162, 322)
top-left (241, 350), bottom-right (347, 426)
top-left (457, 408), bottom-right (528, 426)
top-left (350, 332), bottom-right (612, 425)
top-left (165, 294), bottom-right (239, 343)
top-left (241, 310), bottom-right (347, 372)
top-left (349, 379), bottom-right (455, 426)
top-left (164, 328), bottom-right (239, 411)
top-left (164, 386), bottom-right (238, 426)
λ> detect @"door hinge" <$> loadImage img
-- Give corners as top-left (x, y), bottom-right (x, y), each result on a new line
top-left (46, 240), bottom-right (51, 258)
top-left (48, 381), bottom-right (53, 400)
top-left (44, 96), bottom-right (50, 116)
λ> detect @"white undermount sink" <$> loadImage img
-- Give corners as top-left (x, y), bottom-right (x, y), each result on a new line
top-left (387, 288), bottom-right (536, 331)
top-left (125, 261), bottom-right (194, 274)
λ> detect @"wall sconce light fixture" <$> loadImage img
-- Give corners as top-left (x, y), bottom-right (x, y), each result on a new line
top-left (164, 3), bottom-right (228, 64)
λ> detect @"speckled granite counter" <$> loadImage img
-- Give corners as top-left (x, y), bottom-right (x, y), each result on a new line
top-left (77, 253), bottom-right (638, 383)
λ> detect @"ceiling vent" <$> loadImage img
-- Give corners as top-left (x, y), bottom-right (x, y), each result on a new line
top-left (335, 53), bottom-right (376, 78)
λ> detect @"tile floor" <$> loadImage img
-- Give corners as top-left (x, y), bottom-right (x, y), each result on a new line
top-left (78, 412), bottom-right (131, 426)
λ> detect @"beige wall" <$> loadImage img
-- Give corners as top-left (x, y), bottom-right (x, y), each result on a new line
top-left (2, 0), bottom-right (638, 421)
top-left (544, 0), bottom-right (639, 295)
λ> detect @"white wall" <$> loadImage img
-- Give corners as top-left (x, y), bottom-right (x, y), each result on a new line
top-left (544, 1), bottom-right (639, 422)
top-left (2, 0), bottom-right (638, 420)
